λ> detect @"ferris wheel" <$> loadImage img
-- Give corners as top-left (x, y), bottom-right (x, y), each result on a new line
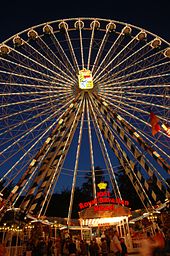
top-left (0, 17), bottom-right (169, 223)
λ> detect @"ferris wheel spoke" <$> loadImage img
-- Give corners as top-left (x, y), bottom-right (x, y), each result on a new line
top-left (0, 95), bottom-right (74, 143)
top-left (98, 59), bottom-right (170, 86)
top-left (93, 31), bottom-right (125, 78)
top-left (0, 88), bottom-right (73, 97)
top-left (100, 83), bottom-right (170, 95)
top-left (0, 81), bottom-right (72, 92)
top-left (50, 31), bottom-right (77, 75)
top-left (35, 36), bottom-right (77, 81)
top-left (0, 125), bottom-right (52, 182)
top-left (77, 20), bottom-right (85, 69)
top-left (0, 100), bottom-right (61, 138)
top-left (86, 98), bottom-right (97, 199)
top-left (0, 59), bottom-right (74, 88)
top-left (97, 94), bottom-right (170, 161)
top-left (26, 96), bottom-right (85, 216)
top-left (59, 22), bottom-right (79, 72)
top-left (100, 73), bottom-right (169, 88)
top-left (87, 21), bottom-right (98, 70)
top-left (90, 94), bottom-right (154, 208)
top-left (0, 122), bottom-right (56, 182)
top-left (92, 95), bottom-right (170, 199)
top-left (67, 99), bottom-right (86, 225)
top-left (8, 46), bottom-right (74, 85)
top-left (94, 31), bottom-right (150, 83)
top-left (103, 48), bottom-right (166, 82)
top-left (5, 96), bottom-right (82, 208)
top-left (99, 93), bottom-right (169, 134)
top-left (98, 92), bottom-right (169, 119)
top-left (91, 27), bottom-right (110, 74)
top-left (0, 91), bottom-right (73, 109)
top-left (0, 94), bottom-right (73, 123)
top-left (0, 98), bottom-right (74, 156)
top-left (88, 96), bottom-right (122, 199)
top-left (18, 39), bottom-right (76, 84)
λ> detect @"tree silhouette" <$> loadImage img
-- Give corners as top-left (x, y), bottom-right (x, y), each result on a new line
top-left (81, 166), bottom-right (108, 199)
top-left (116, 166), bottom-right (143, 210)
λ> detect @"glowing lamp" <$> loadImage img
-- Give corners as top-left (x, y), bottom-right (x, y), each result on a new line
top-left (162, 124), bottom-right (170, 137)
top-left (97, 182), bottom-right (107, 190)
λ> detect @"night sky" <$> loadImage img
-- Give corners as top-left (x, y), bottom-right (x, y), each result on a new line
top-left (0, 0), bottom-right (169, 43)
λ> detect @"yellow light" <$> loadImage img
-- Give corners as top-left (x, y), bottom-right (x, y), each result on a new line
top-left (97, 182), bottom-right (107, 190)
top-left (58, 119), bottom-right (63, 125)
top-left (69, 103), bottom-right (74, 108)
top-left (117, 115), bottom-right (123, 121)
top-left (153, 151), bottom-right (160, 158)
top-left (134, 132), bottom-right (140, 138)
top-left (161, 124), bottom-right (170, 137)
top-left (103, 101), bottom-right (108, 106)
top-left (45, 137), bottom-right (51, 144)
top-left (30, 159), bottom-right (36, 166)
top-left (78, 69), bottom-right (93, 89)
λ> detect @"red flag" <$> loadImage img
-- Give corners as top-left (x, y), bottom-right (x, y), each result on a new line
top-left (150, 112), bottom-right (161, 136)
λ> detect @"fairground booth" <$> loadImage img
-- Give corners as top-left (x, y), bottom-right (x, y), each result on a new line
top-left (78, 183), bottom-right (132, 250)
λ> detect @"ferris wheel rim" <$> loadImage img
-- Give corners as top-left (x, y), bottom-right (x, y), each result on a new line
top-left (1, 17), bottom-right (169, 46)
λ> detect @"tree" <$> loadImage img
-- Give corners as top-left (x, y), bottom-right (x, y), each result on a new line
top-left (116, 166), bottom-right (143, 210)
top-left (81, 166), bottom-right (107, 199)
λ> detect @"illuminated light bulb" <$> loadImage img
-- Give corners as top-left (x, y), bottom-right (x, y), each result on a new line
top-left (97, 182), bottom-right (108, 190)
top-left (161, 124), bottom-right (170, 137)
top-left (117, 115), bottom-right (123, 121)
top-left (45, 137), bottom-right (51, 144)
top-left (103, 101), bottom-right (108, 106)
top-left (58, 119), bottom-right (63, 125)
top-left (134, 132), bottom-right (140, 138)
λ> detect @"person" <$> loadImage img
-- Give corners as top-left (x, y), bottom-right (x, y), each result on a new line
top-left (25, 239), bottom-right (35, 256)
top-left (153, 228), bottom-right (165, 256)
top-left (68, 238), bottom-right (77, 256)
top-left (110, 230), bottom-right (122, 256)
top-left (105, 234), bottom-right (110, 253)
top-left (139, 231), bottom-right (155, 256)
top-left (100, 237), bottom-right (108, 256)
top-left (120, 238), bottom-right (128, 256)
top-left (89, 238), bottom-right (100, 256)
top-left (63, 239), bottom-right (69, 256)
top-left (80, 239), bottom-right (89, 256)
top-left (0, 242), bottom-right (7, 256)
top-left (36, 237), bottom-right (48, 256)
top-left (47, 239), bottom-right (54, 256)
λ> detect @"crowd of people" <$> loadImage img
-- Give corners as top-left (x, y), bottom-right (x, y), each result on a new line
top-left (23, 227), bottom-right (170, 256)
top-left (0, 226), bottom-right (169, 256)
top-left (23, 230), bottom-right (128, 256)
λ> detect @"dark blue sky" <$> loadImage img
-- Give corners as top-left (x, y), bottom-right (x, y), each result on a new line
top-left (0, 0), bottom-right (169, 43)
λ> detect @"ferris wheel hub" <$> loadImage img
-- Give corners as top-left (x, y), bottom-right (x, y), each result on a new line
top-left (78, 69), bottom-right (94, 90)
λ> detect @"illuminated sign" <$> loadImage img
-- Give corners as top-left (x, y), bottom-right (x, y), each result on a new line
top-left (78, 69), bottom-right (94, 89)
top-left (79, 190), bottom-right (129, 210)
